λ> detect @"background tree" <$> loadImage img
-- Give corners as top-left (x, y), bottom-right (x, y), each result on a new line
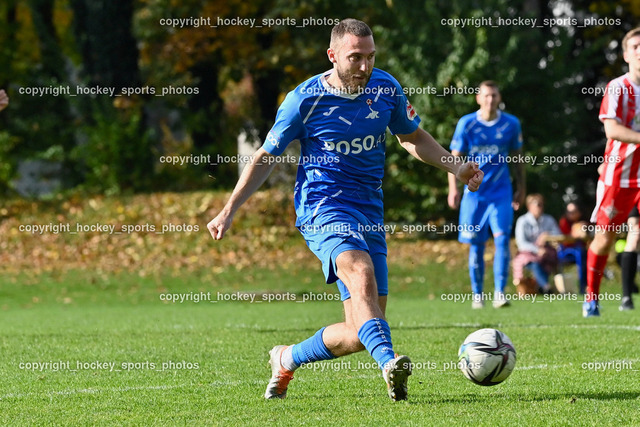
top-left (0, 0), bottom-right (639, 222)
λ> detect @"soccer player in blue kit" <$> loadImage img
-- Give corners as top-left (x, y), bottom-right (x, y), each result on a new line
top-left (208, 19), bottom-right (483, 401)
top-left (447, 81), bottom-right (526, 309)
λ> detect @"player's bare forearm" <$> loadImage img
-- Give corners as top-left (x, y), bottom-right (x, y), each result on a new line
top-left (448, 171), bottom-right (460, 193)
top-left (447, 149), bottom-right (464, 190)
top-left (447, 150), bottom-right (462, 209)
top-left (396, 128), bottom-right (484, 192)
top-left (604, 119), bottom-right (640, 144)
top-left (207, 148), bottom-right (277, 240)
top-left (397, 128), bottom-right (458, 173)
top-left (223, 148), bottom-right (277, 214)
top-left (511, 149), bottom-right (526, 209)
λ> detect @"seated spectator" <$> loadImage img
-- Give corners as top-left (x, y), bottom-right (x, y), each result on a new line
top-left (556, 202), bottom-right (589, 294)
top-left (558, 202), bottom-right (588, 239)
top-left (513, 194), bottom-right (564, 294)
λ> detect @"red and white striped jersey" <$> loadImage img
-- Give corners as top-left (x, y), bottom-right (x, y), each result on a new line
top-left (599, 73), bottom-right (640, 188)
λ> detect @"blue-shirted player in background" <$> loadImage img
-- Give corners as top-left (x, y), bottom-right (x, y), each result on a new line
top-left (448, 81), bottom-right (526, 309)
top-left (208, 19), bottom-right (484, 401)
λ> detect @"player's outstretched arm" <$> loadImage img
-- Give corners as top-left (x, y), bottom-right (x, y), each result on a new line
top-left (207, 147), bottom-right (277, 240)
top-left (396, 128), bottom-right (483, 191)
top-left (603, 118), bottom-right (640, 144)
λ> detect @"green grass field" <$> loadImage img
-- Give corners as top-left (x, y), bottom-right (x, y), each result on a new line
top-left (1, 191), bottom-right (639, 425)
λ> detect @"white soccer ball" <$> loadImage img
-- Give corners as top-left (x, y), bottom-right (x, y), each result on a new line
top-left (458, 328), bottom-right (516, 386)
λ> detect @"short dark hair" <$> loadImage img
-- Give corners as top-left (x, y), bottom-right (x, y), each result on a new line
top-left (622, 27), bottom-right (640, 52)
top-left (478, 80), bottom-right (499, 91)
top-left (330, 19), bottom-right (373, 49)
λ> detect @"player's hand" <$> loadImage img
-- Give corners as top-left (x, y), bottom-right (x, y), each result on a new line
top-left (456, 162), bottom-right (484, 192)
top-left (448, 190), bottom-right (461, 210)
top-left (207, 210), bottom-right (233, 240)
top-left (512, 189), bottom-right (525, 211)
top-left (0, 90), bottom-right (8, 112)
top-left (536, 232), bottom-right (549, 246)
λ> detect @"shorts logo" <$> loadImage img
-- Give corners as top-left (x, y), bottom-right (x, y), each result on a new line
top-left (602, 203), bottom-right (618, 220)
top-left (461, 230), bottom-right (477, 240)
top-left (332, 230), bottom-right (364, 242)
top-left (349, 230), bottom-right (365, 241)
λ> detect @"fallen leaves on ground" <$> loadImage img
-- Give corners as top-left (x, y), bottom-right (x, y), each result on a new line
top-left (0, 189), bottom-right (478, 281)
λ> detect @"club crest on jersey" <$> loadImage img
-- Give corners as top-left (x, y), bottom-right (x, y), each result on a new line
top-left (495, 122), bottom-right (508, 139)
top-left (365, 99), bottom-right (379, 119)
top-left (406, 100), bottom-right (417, 121)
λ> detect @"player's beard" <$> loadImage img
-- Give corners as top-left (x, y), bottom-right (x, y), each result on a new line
top-left (336, 67), bottom-right (371, 94)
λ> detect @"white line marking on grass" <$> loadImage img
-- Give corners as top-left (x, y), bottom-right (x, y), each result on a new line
top-left (1, 373), bottom-right (384, 402)
top-left (517, 358), bottom-right (640, 371)
top-left (442, 323), bottom-right (640, 332)
top-left (1, 379), bottom-right (262, 401)
top-left (517, 363), bottom-right (573, 370)
top-left (518, 324), bottom-right (640, 332)
top-left (568, 324), bottom-right (640, 331)
top-left (1, 383), bottom-right (190, 401)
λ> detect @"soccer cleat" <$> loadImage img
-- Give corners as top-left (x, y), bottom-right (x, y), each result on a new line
top-left (582, 300), bottom-right (600, 318)
top-left (492, 292), bottom-right (511, 308)
top-left (539, 285), bottom-right (553, 295)
top-left (619, 296), bottom-right (635, 311)
top-left (382, 354), bottom-right (412, 401)
top-left (471, 294), bottom-right (484, 309)
top-left (264, 345), bottom-right (295, 399)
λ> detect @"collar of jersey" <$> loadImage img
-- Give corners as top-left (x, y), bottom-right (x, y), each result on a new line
top-left (624, 73), bottom-right (640, 91)
top-left (320, 70), bottom-right (361, 100)
top-left (475, 110), bottom-right (502, 127)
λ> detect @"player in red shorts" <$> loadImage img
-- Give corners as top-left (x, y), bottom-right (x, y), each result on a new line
top-left (585, 27), bottom-right (640, 317)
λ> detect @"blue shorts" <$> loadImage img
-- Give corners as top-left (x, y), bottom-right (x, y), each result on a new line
top-left (298, 208), bottom-right (388, 301)
top-left (458, 196), bottom-right (513, 244)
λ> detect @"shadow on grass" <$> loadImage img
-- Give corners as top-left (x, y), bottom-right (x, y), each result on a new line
top-left (413, 390), bottom-right (640, 405)
top-left (395, 323), bottom-right (501, 331)
top-left (255, 327), bottom-right (319, 333)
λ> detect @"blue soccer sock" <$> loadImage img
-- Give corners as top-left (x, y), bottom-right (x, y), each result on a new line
top-left (493, 234), bottom-right (510, 294)
top-left (469, 243), bottom-right (485, 295)
top-left (357, 318), bottom-right (394, 370)
top-left (291, 327), bottom-right (336, 368)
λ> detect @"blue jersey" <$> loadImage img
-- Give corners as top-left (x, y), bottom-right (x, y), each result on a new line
top-left (450, 110), bottom-right (522, 201)
top-left (262, 68), bottom-right (421, 226)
